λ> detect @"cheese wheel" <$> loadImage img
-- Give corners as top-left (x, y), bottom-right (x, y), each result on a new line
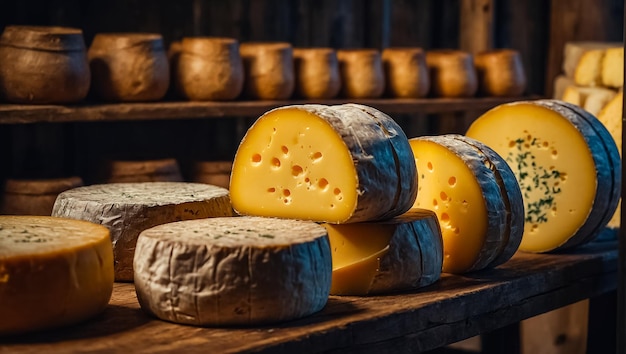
top-left (409, 135), bottom-right (523, 273)
top-left (475, 49), bottom-right (526, 97)
top-left (293, 47), bottom-right (341, 99)
top-left (133, 216), bottom-right (331, 326)
top-left (51, 182), bottom-right (234, 281)
top-left (240, 42), bottom-right (294, 100)
top-left (337, 49), bottom-right (385, 98)
top-left (102, 158), bottom-right (183, 183)
top-left (0, 216), bottom-right (113, 335)
top-left (324, 208), bottom-right (443, 296)
top-left (601, 47), bottom-right (624, 88)
top-left (191, 161), bottom-right (233, 189)
top-left (174, 37), bottom-right (244, 101)
top-left (382, 47), bottom-right (430, 98)
top-left (466, 99), bottom-right (620, 252)
top-left (230, 103), bottom-right (417, 223)
top-left (561, 85), bottom-right (617, 116)
top-left (1, 176), bottom-right (83, 215)
top-left (425, 49), bottom-right (477, 98)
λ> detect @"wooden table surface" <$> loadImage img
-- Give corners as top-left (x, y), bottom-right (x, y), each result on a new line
top-left (0, 239), bottom-right (617, 354)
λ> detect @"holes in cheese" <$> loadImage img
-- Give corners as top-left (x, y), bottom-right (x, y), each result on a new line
top-left (409, 135), bottom-right (524, 274)
top-left (466, 99), bottom-right (620, 252)
top-left (51, 182), bottom-right (234, 282)
top-left (0, 216), bottom-right (114, 336)
top-left (323, 209), bottom-right (443, 295)
top-left (230, 103), bottom-right (417, 223)
top-left (133, 216), bottom-right (331, 326)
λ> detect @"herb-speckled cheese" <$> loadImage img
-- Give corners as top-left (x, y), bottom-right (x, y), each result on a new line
top-left (0, 216), bottom-right (114, 336)
top-left (51, 182), bottom-right (234, 281)
top-left (133, 216), bottom-right (331, 326)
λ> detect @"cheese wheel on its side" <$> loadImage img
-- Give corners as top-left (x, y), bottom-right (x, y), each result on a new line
top-left (426, 50), bottom-right (478, 98)
top-left (0, 216), bottom-right (114, 336)
top-left (324, 208), bottom-right (442, 296)
top-left (1, 176), bottom-right (83, 215)
top-left (561, 85), bottom-right (617, 116)
top-left (293, 47), bottom-right (341, 99)
top-left (602, 47), bottom-right (624, 88)
top-left (240, 42), bottom-right (294, 100)
top-left (475, 49), bottom-right (526, 97)
top-left (133, 216), bottom-right (331, 326)
top-left (191, 160), bottom-right (233, 189)
top-left (230, 103), bottom-right (417, 223)
top-left (409, 135), bottom-right (523, 273)
top-left (103, 158), bottom-right (183, 183)
top-left (466, 99), bottom-right (620, 252)
top-left (51, 182), bottom-right (234, 281)
top-left (337, 49), bottom-right (385, 99)
top-left (382, 47), bottom-right (430, 98)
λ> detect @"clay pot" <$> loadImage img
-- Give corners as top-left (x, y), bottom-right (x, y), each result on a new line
top-left (475, 49), bottom-right (526, 97)
top-left (0, 25), bottom-right (90, 104)
top-left (293, 48), bottom-right (341, 99)
top-left (382, 47), bottom-right (430, 98)
top-left (240, 42), bottom-right (294, 100)
top-left (1, 176), bottom-right (83, 215)
top-left (337, 49), bottom-right (385, 99)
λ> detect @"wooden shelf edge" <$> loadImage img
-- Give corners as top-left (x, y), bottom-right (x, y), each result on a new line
top-left (0, 97), bottom-right (533, 124)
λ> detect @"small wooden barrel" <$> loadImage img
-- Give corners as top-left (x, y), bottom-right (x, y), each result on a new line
top-left (175, 37), bottom-right (244, 101)
top-left (240, 42), bottom-right (294, 100)
top-left (293, 48), bottom-right (341, 99)
top-left (475, 49), bottom-right (526, 97)
top-left (0, 25), bottom-right (90, 104)
top-left (88, 33), bottom-right (170, 102)
top-left (1, 176), bottom-right (84, 215)
top-left (382, 47), bottom-right (430, 98)
top-left (425, 49), bottom-right (478, 98)
top-left (191, 161), bottom-right (233, 189)
top-left (337, 49), bottom-right (385, 99)
top-left (103, 158), bottom-right (183, 183)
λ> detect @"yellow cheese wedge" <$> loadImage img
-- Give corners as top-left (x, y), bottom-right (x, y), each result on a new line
top-left (601, 47), bottom-right (624, 88)
top-left (466, 100), bottom-right (620, 252)
top-left (409, 135), bottom-right (523, 273)
top-left (230, 103), bottom-right (417, 223)
top-left (323, 209), bottom-right (443, 295)
top-left (574, 49), bottom-right (605, 87)
top-left (561, 85), bottom-right (617, 116)
top-left (562, 42), bottom-right (620, 81)
top-left (0, 216), bottom-right (114, 336)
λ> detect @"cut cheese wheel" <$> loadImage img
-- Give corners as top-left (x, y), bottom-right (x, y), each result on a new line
top-left (409, 135), bottom-right (523, 273)
top-left (133, 216), bottom-right (331, 326)
top-left (474, 49), bottom-right (526, 97)
top-left (230, 103), bottom-right (417, 223)
top-left (382, 47), bottom-right (430, 98)
top-left (561, 85), bottom-right (617, 116)
top-left (51, 182), bottom-right (234, 281)
top-left (602, 47), bottom-right (624, 88)
top-left (337, 49), bottom-right (385, 98)
top-left (425, 49), bottom-right (477, 98)
top-left (240, 42), bottom-right (294, 100)
top-left (466, 99), bottom-right (620, 252)
top-left (323, 208), bottom-right (442, 296)
top-left (562, 42), bottom-right (621, 80)
top-left (0, 216), bottom-right (114, 335)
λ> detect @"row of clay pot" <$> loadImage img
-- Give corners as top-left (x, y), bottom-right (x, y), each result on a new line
top-left (0, 159), bottom-right (232, 215)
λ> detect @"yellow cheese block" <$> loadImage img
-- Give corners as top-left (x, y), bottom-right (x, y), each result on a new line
top-left (601, 47), bottom-right (624, 88)
top-left (561, 85), bottom-right (617, 116)
top-left (323, 209), bottom-right (443, 295)
top-left (0, 216), bottom-right (114, 335)
top-left (562, 42), bottom-right (620, 81)
top-left (230, 104), bottom-right (417, 223)
top-left (574, 49), bottom-right (605, 87)
top-left (409, 135), bottom-right (523, 273)
top-left (466, 100), bottom-right (620, 252)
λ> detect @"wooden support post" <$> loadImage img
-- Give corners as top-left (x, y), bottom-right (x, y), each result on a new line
top-left (459, 0), bottom-right (494, 54)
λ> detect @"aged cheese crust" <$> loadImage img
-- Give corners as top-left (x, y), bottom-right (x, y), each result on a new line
top-left (240, 42), bottom-right (294, 100)
top-left (0, 216), bottom-right (114, 335)
top-left (425, 50), bottom-right (478, 98)
top-left (293, 48), bottom-right (341, 99)
top-left (230, 103), bottom-right (417, 223)
top-left (133, 216), bottom-right (331, 326)
top-left (51, 182), bottom-right (234, 281)
top-left (475, 49), bottom-right (526, 97)
top-left (382, 47), bottom-right (430, 98)
top-left (337, 49), bottom-right (385, 99)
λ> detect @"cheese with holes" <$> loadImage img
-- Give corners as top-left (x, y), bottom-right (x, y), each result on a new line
top-left (602, 47), bottom-right (624, 88)
top-left (561, 85), bottom-right (617, 116)
top-left (323, 208), bottom-right (442, 296)
top-left (52, 182), bottom-right (234, 281)
top-left (466, 100), bottom-right (620, 252)
top-left (133, 216), bottom-right (331, 326)
top-left (230, 103), bottom-right (417, 223)
top-left (0, 216), bottom-right (113, 335)
top-left (409, 135), bottom-right (524, 273)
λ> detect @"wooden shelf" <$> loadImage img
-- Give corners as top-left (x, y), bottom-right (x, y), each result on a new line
top-left (2, 239), bottom-right (617, 354)
top-left (0, 97), bottom-right (529, 124)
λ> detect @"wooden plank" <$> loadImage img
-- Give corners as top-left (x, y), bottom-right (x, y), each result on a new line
top-left (1, 241), bottom-right (617, 354)
top-left (459, 0), bottom-right (493, 54)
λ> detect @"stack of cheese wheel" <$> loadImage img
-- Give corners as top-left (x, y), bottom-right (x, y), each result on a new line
top-left (0, 216), bottom-right (114, 336)
top-left (102, 158), bottom-right (183, 183)
top-left (409, 134), bottom-right (524, 274)
top-left (51, 182), bottom-right (234, 281)
top-left (229, 103), bottom-right (444, 295)
top-left (1, 176), bottom-right (83, 215)
top-left (466, 99), bottom-right (621, 253)
top-left (190, 160), bottom-right (232, 189)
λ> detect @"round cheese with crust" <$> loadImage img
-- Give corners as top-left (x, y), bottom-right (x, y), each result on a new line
top-left (102, 158), bottom-right (183, 183)
top-left (51, 182), bottom-right (234, 281)
top-left (382, 47), bottom-right (430, 98)
top-left (1, 176), bottom-right (83, 215)
top-left (475, 49), bottom-right (526, 97)
top-left (293, 47), bottom-right (341, 99)
top-left (240, 42), bottom-right (294, 100)
top-left (0, 215), bottom-right (114, 336)
top-left (337, 49), bottom-right (385, 98)
top-left (425, 49), bottom-right (477, 98)
top-left (133, 216), bottom-right (331, 326)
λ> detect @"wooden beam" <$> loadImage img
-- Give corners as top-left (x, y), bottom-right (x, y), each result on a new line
top-left (459, 0), bottom-right (494, 54)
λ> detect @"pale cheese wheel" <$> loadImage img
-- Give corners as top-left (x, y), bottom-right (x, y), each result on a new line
top-left (102, 158), bottom-right (183, 183)
top-left (51, 182), bottom-right (234, 281)
top-left (409, 135), bottom-right (523, 273)
top-left (240, 42), bottom-right (294, 100)
top-left (466, 99), bottom-right (620, 252)
top-left (425, 49), bottom-right (477, 98)
top-left (133, 216), bottom-right (331, 326)
top-left (1, 176), bottom-right (83, 215)
top-left (382, 47), bottom-right (430, 98)
top-left (324, 208), bottom-right (443, 296)
top-left (230, 103), bottom-right (417, 223)
top-left (475, 49), bottom-right (526, 97)
top-left (293, 47), bottom-right (341, 99)
top-left (0, 215), bottom-right (114, 335)
top-left (337, 49), bottom-right (385, 98)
